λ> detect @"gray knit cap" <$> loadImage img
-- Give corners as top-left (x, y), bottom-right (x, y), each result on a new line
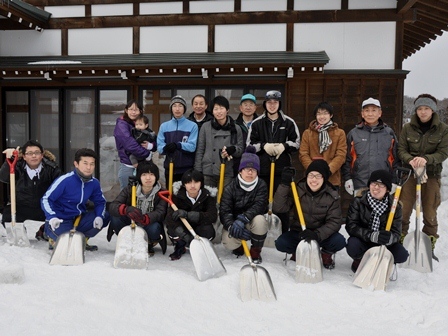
top-left (170, 95), bottom-right (187, 114)
top-left (414, 97), bottom-right (437, 113)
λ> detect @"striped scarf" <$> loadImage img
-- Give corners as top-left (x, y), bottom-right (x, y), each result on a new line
top-left (316, 120), bottom-right (333, 153)
top-left (367, 191), bottom-right (389, 231)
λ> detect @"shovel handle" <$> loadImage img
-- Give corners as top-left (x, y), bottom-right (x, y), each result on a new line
top-left (158, 190), bottom-right (196, 235)
top-left (6, 150), bottom-right (19, 174)
top-left (217, 158), bottom-right (226, 204)
top-left (168, 156), bottom-right (174, 197)
top-left (384, 167), bottom-right (412, 231)
top-left (291, 181), bottom-right (306, 231)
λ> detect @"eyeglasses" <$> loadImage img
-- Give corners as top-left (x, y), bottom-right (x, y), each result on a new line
top-left (307, 173), bottom-right (323, 180)
top-left (127, 107), bottom-right (140, 111)
top-left (25, 151), bottom-right (42, 156)
top-left (242, 167), bottom-right (256, 173)
top-left (370, 181), bottom-right (386, 189)
top-left (316, 111), bottom-right (330, 116)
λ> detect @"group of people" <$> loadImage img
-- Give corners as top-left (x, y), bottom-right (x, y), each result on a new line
top-left (1, 91), bottom-right (446, 275)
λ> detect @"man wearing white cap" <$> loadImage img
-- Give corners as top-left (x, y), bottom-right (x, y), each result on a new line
top-left (342, 97), bottom-right (400, 198)
top-left (398, 93), bottom-right (448, 261)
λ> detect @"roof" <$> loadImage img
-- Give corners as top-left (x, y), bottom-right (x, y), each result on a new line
top-left (0, 0), bottom-right (51, 31)
top-left (0, 51), bottom-right (329, 80)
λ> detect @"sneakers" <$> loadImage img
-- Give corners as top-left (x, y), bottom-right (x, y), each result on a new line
top-left (106, 225), bottom-right (115, 242)
top-left (399, 233), bottom-right (406, 245)
top-left (148, 243), bottom-right (155, 257)
top-left (321, 250), bottom-right (335, 270)
top-left (169, 240), bottom-right (187, 261)
top-left (351, 259), bottom-right (361, 273)
top-left (429, 236), bottom-right (439, 262)
top-left (250, 246), bottom-right (262, 264)
top-left (48, 238), bottom-right (55, 250)
top-left (85, 238), bottom-right (98, 251)
top-left (35, 224), bottom-right (49, 241)
top-left (232, 245), bottom-right (244, 257)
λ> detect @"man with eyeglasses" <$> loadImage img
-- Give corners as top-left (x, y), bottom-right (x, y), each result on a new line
top-left (1, 140), bottom-right (61, 238)
top-left (247, 90), bottom-right (300, 232)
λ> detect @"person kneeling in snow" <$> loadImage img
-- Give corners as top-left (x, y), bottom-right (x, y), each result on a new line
top-left (274, 159), bottom-right (346, 269)
top-left (108, 160), bottom-right (168, 256)
top-left (165, 169), bottom-right (217, 260)
top-left (220, 146), bottom-right (268, 264)
top-left (41, 148), bottom-right (110, 251)
top-left (345, 170), bottom-right (409, 273)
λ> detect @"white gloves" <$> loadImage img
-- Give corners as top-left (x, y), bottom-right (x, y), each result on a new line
top-left (413, 166), bottom-right (428, 184)
top-left (264, 143), bottom-right (285, 158)
top-left (344, 179), bottom-right (354, 195)
top-left (2, 146), bottom-right (20, 159)
top-left (93, 217), bottom-right (103, 229)
top-left (49, 218), bottom-right (63, 230)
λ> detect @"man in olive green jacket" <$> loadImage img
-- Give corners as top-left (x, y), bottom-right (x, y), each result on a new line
top-left (398, 93), bottom-right (448, 260)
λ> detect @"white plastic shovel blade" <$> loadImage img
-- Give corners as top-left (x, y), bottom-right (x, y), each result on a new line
top-left (50, 231), bottom-right (86, 266)
top-left (113, 225), bottom-right (149, 269)
top-left (5, 222), bottom-right (31, 247)
top-left (295, 240), bottom-right (323, 283)
top-left (353, 246), bottom-right (394, 291)
top-left (189, 237), bottom-right (226, 281)
top-left (240, 264), bottom-right (277, 302)
top-left (402, 231), bottom-right (433, 273)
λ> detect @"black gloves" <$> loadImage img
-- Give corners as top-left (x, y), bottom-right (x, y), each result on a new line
top-left (370, 230), bottom-right (393, 246)
top-left (298, 229), bottom-right (319, 243)
top-left (164, 142), bottom-right (178, 154)
top-left (172, 209), bottom-right (188, 221)
top-left (172, 210), bottom-right (201, 224)
top-left (281, 167), bottom-right (296, 185)
top-left (226, 146), bottom-right (236, 156)
top-left (229, 219), bottom-right (251, 240)
top-left (118, 204), bottom-right (149, 225)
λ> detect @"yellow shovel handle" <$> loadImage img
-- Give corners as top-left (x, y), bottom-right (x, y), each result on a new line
top-left (73, 215), bottom-right (81, 228)
top-left (217, 163), bottom-right (225, 204)
top-left (291, 181), bottom-right (306, 230)
top-left (131, 183), bottom-right (137, 228)
top-left (168, 161), bottom-right (174, 197)
top-left (241, 239), bottom-right (251, 259)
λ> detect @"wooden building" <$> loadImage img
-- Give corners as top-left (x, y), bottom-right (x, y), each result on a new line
top-left (1, 0), bottom-right (448, 201)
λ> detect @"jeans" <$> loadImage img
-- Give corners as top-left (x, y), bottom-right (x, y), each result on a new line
top-left (275, 230), bottom-right (346, 254)
top-left (110, 215), bottom-right (162, 241)
top-left (346, 236), bottom-right (409, 263)
top-left (118, 163), bottom-right (136, 190)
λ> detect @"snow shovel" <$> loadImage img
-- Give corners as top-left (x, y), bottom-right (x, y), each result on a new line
top-left (402, 167), bottom-right (433, 273)
top-left (263, 156), bottom-right (282, 247)
top-left (291, 181), bottom-right (323, 283)
top-left (168, 154), bottom-right (174, 196)
top-left (159, 190), bottom-right (226, 281)
top-left (49, 216), bottom-right (85, 266)
top-left (212, 152), bottom-right (226, 244)
top-left (353, 167), bottom-right (412, 290)
top-left (239, 239), bottom-right (277, 302)
top-left (5, 149), bottom-right (31, 247)
top-left (114, 177), bottom-right (149, 269)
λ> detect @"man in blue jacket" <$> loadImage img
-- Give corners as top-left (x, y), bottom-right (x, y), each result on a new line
top-left (42, 148), bottom-right (110, 251)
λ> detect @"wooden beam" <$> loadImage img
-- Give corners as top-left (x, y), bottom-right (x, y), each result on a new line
top-left (404, 26), bottom-right (435, 42)
top-left (133, 26), bottom-right (139, 54)
top-left (397, 0), bottom-right (418, 14)
top-left (286, 22), bottom-right (293, 52)
top-left (208, 24), bottom-right (214, 52)
top-left (415, 3), bottom-right (448, 22)
top-left (395, 21), bottom-right (404, 68)
top-left (62, 28), bottom-right (68, 56)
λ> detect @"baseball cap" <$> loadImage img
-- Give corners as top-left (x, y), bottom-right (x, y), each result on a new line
top-left (362, 97), bottom-right (381, 109)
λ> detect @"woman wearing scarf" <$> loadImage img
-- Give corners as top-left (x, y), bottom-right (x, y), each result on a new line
top-left (345, 170), bottom-right (409, 273)
top-left (299, 102), bottom-right (347, 187)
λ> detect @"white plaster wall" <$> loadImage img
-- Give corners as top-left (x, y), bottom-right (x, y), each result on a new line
top-left (44, 6), bottom-right (85, 18)
top-left (140, 2), bottom-right (183, 15)
top-left (215, 24), bottom-right (286, 52)
top-left (349, 0), bottom-right (396, 9)
top-left (0, 30), bottom-right (61, 56)
top-left (190, 0), bottom-right (233, 13)
top-left (91, 4), bottom-right (133, 17)
top-left (68, 28), bottom-right (132, 55)
top-left (294, 22), bottom-right (395, 69)
top-left (140, 26), bottom-right (208, 53)
top-left (242, 0), bottom-right (287, 11)
top-left (294, 0), bottom-right (340, 10)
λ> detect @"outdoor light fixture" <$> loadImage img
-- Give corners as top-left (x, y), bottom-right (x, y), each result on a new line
top-left (44, 72), bottom-right (52, 81)
top-left (121, 71), bottom-right (127, 79)
top-left (287, 67), bottom-right (294, 78)
top-left (201, 68), bottom-right (208, 79)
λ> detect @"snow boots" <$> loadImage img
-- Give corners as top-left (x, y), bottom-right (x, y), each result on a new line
top-left (169, 239), bottom-right (187, 261)
top-left (321, 250), bottom-right (335, 270)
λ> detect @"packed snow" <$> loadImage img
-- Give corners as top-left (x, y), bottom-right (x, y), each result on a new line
top-left (2, 166), bottom-right (448, 335)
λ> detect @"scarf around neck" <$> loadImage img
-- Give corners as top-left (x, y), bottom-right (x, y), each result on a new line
top-left (367, 191), bottom-right (389, 231)
top-left (238, 174), bottom-right (258, 192)
top-left (315, 120), bottom-right (333, 153)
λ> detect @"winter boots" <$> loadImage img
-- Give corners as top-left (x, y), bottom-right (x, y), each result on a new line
top-left (250, 246), bottom-right (262, 264)
top-left (321, 250), bottom-right (335, 270)
top-left (169, 239), bottom-right (187, 261)
top-left (35, 224), bottom-right (48, 241)
top-left (148, 231), bottom-right (168, 257)
top-left (232, 245), bottom-right (244, 257)
top-left (429, 235), bottom-right (439, 262)
top-left (351, 258), bottom-right (362, 273)
top-left (85, 238), bottom-right (98, 251)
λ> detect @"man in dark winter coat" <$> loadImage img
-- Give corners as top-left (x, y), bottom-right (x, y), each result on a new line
top-left (247, 90), bottom-right (300, 233)
top-left (345, 170), bottom-right (409, 273)
top-left (108, 160), bottom-right (168, 255)
top-left (220, 146), bottom-right (268, 264)
top-left (1, 140), bottom-right (62, 239)
top-left (164, 169), bottom-right (217, 260)
top-left (273, 159), bottom-right (346, 269)
top-left (187, 94), bottom-right (213, 133)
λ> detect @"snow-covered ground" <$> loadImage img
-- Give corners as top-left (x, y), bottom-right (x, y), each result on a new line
top-left (2, 161), bottom-right (448, 335)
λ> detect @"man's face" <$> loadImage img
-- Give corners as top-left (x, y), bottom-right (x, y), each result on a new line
top-left (192, 97), bottom-right (207, 116)
top-left (213, 104), bottom-right (228, 124)
top-left (315, 108), bottom-right (332, 125)
top-left (185, 180), bottom-right (201, 198)
top-left (416, 106), bottom-right (433, 123)
top-left (23, 146), bottom-right (43, 169)
top-left (172, 103), bottom-right (185, 119)
top-left (74, 156), bottom-right (95, 177)
top-left (265, 99), bottom-right (279, 114)
top-left (239, 100), bottom-right (257, 117)
top-left (140, 172), bottom-right (156, 188)
top-left (361, 105), bottom-right (382, 126)
top-left (240, 167), bottom-right (258, 182)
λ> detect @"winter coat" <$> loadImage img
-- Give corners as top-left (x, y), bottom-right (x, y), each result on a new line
top-left (272, 180), bottom-right (341, 242)
top-left (0, 151), bottom-right (61, 223)
top-left (247, 110), bottom-right (300, 176)
top-left (299, 121), bottom-right (347, 186)
top-left (194, 117), bottom-right (244, 178)
top-left (342, 119), bottom-right (400, 190)
top-left (164, 181), bottom-right (217, 233)
top-left (188, 111), bottom-right (213, 132)
top-left (235, 112), bottom-right (258, 145)
top-left (41, 170), bottom-right (107, 221)
top-left (114, 116), bottom-right (152, 166)
top-left (398, 113), bottom-right (448, 178)
top-left (157, 116), bottom-right (198, 175)
top-left (109, 182), bottom-right (167, 225)
top-left (345, 190), bottom-right (401, 244)
top-left (219, 177), bottom-right (268, 231)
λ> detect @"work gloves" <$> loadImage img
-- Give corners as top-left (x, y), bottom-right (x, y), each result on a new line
top-left (413, 166), bottom-right (428, 184)
top-left (2, 146), bottom-right (20, 159)
top-left (229, 214), bottom-right (251, 240)
top-left (263, 143), bottom-right (285, 159)
top-left (172, 210), bottom-right (201, 225)
top-left (93, 217), bottom-right (103, 229)
top-left (49, 218), bottom-right (63, 231)
top-left (344, 179), bottom-right (354, 195)
top-left (298, 229), bottom-right (319, 243)
top-left (225, 146), bottom-right (236, 156)
top-left (164, 142), bottom-right (179, 154)
top-left (281, 167), bottom-right (296, 185)
top-left (118, 204), bottom-right (150, 226)
top-left (370, 230), bottom-right (393, 246)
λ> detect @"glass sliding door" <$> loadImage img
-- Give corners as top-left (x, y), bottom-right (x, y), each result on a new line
top-left (5, 91), bottom-right (29, 148)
